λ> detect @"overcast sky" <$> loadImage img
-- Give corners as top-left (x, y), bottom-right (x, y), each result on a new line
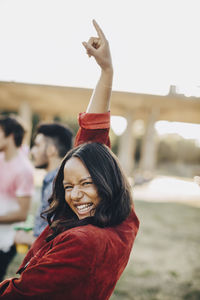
top-left (0, 0), bottom-right (200, 96)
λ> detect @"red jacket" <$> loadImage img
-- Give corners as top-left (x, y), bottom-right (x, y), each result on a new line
top-left (74, 112), bottom-right (111, 147)
top-left (0, 112), bottom-right (139, 300)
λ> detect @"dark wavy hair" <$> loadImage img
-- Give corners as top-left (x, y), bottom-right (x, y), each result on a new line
top-left (42, 142), bottom-right (133, 241)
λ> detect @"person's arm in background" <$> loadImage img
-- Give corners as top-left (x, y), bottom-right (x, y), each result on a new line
top-left (74, 19), bottom-right (113, 147)
top-left (0, 196), bottom-right (30, 223)
top-left (0, 167), bottom-right (33, 224)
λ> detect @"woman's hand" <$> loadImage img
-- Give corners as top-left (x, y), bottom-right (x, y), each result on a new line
top-left (82, 20), bottom-right (112, 72)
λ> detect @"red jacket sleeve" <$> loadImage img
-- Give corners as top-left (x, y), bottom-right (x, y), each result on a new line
top-left (74, 112), bottom-right (110, 148)
top-left (0, 232), bottom-right (92, 299)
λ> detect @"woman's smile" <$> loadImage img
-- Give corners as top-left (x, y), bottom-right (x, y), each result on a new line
top-left (75, 202), bottom-right (95, 216)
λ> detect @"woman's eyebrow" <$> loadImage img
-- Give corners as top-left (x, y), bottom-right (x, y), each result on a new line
top-left (63, 181), bottom-right (71, 185)
top-left (79, 176), bottom-right (92, 183)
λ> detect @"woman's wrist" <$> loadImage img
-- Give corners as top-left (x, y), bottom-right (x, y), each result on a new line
top-left (100, 68), bottom-right (113, 87)
top-left (101, 65), bottom-right (113, 74)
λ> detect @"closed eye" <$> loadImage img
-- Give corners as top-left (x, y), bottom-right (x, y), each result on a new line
top-left (64, 185), bottom-right (73, 190)
top-left (82, 181), bottom-right (93, 186)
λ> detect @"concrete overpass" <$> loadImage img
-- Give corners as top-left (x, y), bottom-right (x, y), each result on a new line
top-left (0, 81), bottom-right (200, 176)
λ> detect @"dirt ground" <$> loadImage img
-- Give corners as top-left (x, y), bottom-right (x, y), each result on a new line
top-left (111, 200), bottom-right (200, 300)
top-left (5, 200), bottom-right (200, 300)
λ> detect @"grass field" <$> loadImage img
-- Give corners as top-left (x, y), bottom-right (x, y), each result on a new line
top-left (5, 200), bottom-right (200, 300)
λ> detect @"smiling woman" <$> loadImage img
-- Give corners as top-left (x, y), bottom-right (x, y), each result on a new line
top-left (0, 20), bottom-right (139, 300)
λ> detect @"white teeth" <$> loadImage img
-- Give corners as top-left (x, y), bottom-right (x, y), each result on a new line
top-left (76, 203), bottom-right (92, 212)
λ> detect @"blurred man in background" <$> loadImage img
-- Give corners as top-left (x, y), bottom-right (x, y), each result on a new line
top-left (0, 116), bottom-right (34, 281)
top-left (15, 122), bottom-right (73, 245)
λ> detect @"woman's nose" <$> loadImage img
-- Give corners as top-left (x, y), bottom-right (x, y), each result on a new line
top-left (71, 186), bottom-right (83, 200)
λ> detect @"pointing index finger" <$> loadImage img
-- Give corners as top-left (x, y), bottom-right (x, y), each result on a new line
top-left (92, 19), bottom-right (106, 40)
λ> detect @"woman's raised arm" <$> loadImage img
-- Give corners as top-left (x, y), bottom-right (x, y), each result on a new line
top-left (82, 20), bottom-right (113, 113)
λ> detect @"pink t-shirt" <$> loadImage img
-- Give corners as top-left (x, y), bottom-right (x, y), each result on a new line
top-left (0, 150), bottom-right (34, 200)
top-left (0, 149), bottom-right (34, 252)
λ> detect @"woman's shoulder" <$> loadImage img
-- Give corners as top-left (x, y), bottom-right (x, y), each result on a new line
top-left (54, 224), bottom-right (104, 245)
top-left (49, 224), bottom-right (113, 254)
top-left (54, 210), bottom-right (139, 247)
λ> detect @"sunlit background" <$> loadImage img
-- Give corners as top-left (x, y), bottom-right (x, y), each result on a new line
top-left (1, 0), bottom-right (200, 93)
top-left (1, 0), bottom-right (200, 141)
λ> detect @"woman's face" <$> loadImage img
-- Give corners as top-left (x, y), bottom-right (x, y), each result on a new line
top-left (63, 157), bottom-right (101, 219)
